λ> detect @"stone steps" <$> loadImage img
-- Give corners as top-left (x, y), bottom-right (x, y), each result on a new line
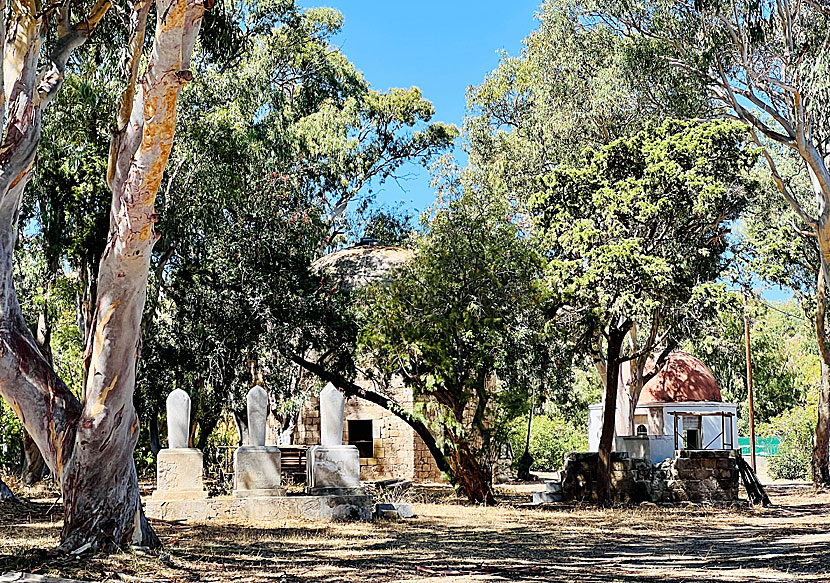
top-left (532, 491), bottom-right (563, 504)
top-left (530, 477), bottom-right (563, 505)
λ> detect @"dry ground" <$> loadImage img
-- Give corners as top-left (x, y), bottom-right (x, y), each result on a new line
top-left (1, 481), bottom-right (829, 583)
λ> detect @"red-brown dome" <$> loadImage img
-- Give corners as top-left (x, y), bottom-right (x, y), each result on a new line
top-left (640, 351), bottom-right (721, 404)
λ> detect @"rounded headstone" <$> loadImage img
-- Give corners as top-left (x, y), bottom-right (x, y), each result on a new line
top-left (247, 385), bottom-right (269, 447)
top-left (320, 383), bottom-right (345, 446)
top-left (166, 389), bottom-right (191, 449)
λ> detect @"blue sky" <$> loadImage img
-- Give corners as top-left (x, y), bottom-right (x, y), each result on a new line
top-left (297, 0), bottom-right (543, 214)
top-left (295, 1), bottom-right (794, 302)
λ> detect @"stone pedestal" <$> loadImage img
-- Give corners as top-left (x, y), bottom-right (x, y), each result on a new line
top-left (152, 448), bottom-right (207, 500)
top-left (306, 445), bottom-right (363, 495)
top-left (233, 446), bottom-right (285, 497)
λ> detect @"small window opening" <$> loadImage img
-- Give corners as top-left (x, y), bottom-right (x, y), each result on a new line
top-left (348, 420), bottom-right (374, 458)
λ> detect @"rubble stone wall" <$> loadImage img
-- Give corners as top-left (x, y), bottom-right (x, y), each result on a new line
top-left (562, 449), bottom-right (739, 504)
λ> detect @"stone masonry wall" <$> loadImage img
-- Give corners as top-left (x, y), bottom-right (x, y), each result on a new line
top-left (414, 432), bottom-right (444, 482)
top-left (294, 376), bottom-right (445, 483)
top-left (562, 449), bottom-right (739, 504)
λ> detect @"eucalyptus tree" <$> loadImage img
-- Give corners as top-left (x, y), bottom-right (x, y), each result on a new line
top-left (11, 66), bottom-right (117, 485)
top-left (0, 0), bottom-right (211, 551)
top-left (466, 0), bottom-right (706, 207)
top-left (530, 120), bottom-right (758, 502)
top-left (136, 2), bottom-right (455, 445)
top-left (584, 0), bottom-right (830, 486)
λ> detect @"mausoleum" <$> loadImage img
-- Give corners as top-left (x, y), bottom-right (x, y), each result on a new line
top-left (588, 351), bottom-right (738, 463)
top-left (292, 240), bottom-right (444, 483)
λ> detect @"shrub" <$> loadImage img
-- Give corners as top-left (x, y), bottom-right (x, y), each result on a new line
top-left (762, 406), bottom-right (814, 481)
top-left (0, 400), bottom-right (22, 468)
top-left (508, 414), bottom-right (587, 471)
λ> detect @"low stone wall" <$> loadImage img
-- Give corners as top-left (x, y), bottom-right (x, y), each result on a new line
top-left (562, 449), bottom-right (739, 504)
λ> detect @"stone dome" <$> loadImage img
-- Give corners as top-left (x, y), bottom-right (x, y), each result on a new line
top-left (312, 240), bottom-right (413, 290)
top-left (639, 351), bottom-right (721, 404)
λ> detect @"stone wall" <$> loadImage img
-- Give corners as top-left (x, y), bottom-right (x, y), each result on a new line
top-left (562, 449), bottom-right (739, 504)
top-left (414, 432), bottom-right (444, 482)
top-left (294, 377), bottom-right (445, 483)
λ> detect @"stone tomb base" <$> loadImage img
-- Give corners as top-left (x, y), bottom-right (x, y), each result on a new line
top-left (234, 446), bottom-right (285, 497)
top-left (306, 445), bottom-right (363, 495)
top-left (145, 494), bottom-right (373, 522)
top-left (152, 448), bottom-right (207, 500)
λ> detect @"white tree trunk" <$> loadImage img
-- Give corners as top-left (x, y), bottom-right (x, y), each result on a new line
top-left (0, 0), bottom-right (208, 551)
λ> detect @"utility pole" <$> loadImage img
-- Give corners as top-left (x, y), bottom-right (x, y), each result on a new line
top-left (743, 292), bottom-right (757, 471)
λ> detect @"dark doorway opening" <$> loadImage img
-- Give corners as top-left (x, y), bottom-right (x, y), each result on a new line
top-left (685, 429), bottom-right (700, 450)
top-left (348, 420), bottom-right (374, 458)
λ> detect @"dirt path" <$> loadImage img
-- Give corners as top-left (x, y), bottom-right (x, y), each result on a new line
top-left (1, 483), bottom-right (829, 582)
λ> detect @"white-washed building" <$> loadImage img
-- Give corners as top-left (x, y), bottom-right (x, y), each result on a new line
top-left (588, 352), bottom-right (738, 463)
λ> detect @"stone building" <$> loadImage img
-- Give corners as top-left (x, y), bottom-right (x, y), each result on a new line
top-left (291, 240), bottom-right (444, 483)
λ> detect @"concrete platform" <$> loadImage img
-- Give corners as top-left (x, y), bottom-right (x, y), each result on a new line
top-left (145, 494), bottom-right (373, 523)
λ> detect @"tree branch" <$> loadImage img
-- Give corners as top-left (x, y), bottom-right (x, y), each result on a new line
top-left (286, 351), bottom-right (452, 475)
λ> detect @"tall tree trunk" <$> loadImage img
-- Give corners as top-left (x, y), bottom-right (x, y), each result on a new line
top-left (814, 360), bottom-right (830, 486)
top-left (59, 0), bottom-right (209, 551)
top-left (20, 430), bottom-right (46, 485)
top-left (517, 388), bottom-right (535, 481)
top-left (596, 324), bottom-right (629, 505)
top-left (0, 0), bottom-right (207, 552)
top-left (0, 0), bottom-right (112, 548)
top-left (450, 441), bottom-right (496, 505)
top-left (814, 267), bottom-right (830, 487)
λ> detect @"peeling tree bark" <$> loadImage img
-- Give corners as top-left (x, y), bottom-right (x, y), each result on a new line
top-left (814, 266), bottom-right (830, 486)
top-left (0, 0), bottom-right (109, 508)
top-left (0, 0), bottom-right (209, 553)
top-left (59, 0), bottom-right (210, 551)
top-left (22, 289), bottom-right (57, 486)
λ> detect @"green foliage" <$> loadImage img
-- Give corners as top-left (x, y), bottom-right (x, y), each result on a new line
top-left (14, 243), bottom-right (86, 397)
top-left (466, 0), bottom-right (707, 210)
top-left (25, 62), bottom-right (115, 275)
top-left (0, 401), bottom-right (23, 467)
top-left (360, 189), bottom-right (562, 498)
top-left (734, 150), bottom-right (817, 301)
top-left (358, 207), bottom-right (416, 247)
top-left (762, 406), bottom-right (816, 481)
top-left (508, 414), bottom-right (587, 471)
top-left (686, 297), bottom-right (817, 426)
top-left (532, 120), bottom-right (758, 361)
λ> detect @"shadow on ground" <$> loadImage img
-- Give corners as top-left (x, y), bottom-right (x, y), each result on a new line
top-left (1, 483), bottom-right (829, 582)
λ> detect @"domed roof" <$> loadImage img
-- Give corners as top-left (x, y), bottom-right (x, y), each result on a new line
top-left (313, 240), bottom-right (413, 290)
top-left (640, 351), bottom-right (721, 404)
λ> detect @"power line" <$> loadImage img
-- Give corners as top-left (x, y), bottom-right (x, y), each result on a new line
top-left (724, 286), bottom-right (808, 323)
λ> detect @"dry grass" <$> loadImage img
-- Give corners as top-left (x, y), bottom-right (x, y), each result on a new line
top-left (1, 483), bottom-right (829, 582)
